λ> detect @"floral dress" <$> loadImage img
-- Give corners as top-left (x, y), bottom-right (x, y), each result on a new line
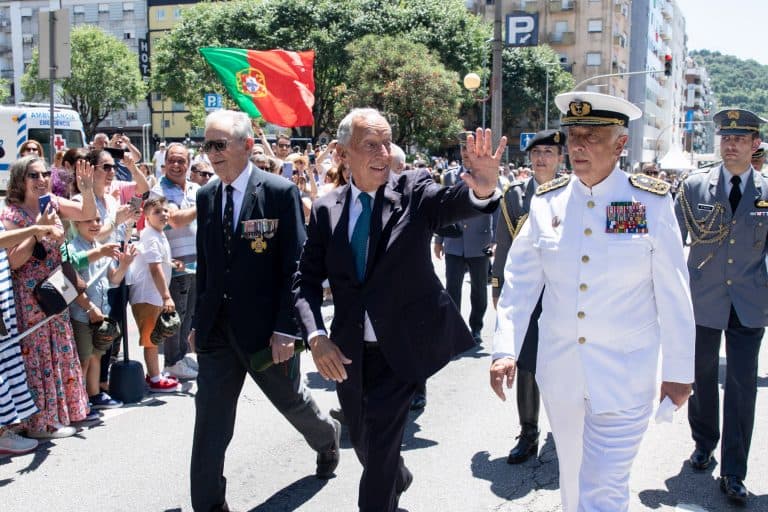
top-left (0, 204), bottom-right (87, 433)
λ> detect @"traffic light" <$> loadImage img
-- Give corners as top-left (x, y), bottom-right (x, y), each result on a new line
top-left (664, 54), bottom-right (672, 77)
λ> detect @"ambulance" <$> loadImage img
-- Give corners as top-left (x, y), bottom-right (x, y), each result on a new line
top-left (0, 103), bottom-right (87, 192)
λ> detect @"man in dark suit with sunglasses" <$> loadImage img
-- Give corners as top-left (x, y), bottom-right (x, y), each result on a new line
top-left (189, 109), bottom-right (339, 512)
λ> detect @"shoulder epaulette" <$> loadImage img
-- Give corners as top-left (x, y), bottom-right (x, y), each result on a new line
top-left (503, 181), bottom-right (523, 195)
top-left (629, 173), bottom-right (670, 195)
top-left (535, 175), bottom-right (570, 196)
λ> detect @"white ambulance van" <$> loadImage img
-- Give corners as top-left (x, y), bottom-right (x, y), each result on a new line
top-left (0, 103), bottom-right (87, 192)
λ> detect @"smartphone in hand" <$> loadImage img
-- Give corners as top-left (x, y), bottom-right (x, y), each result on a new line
top-left (282, 162), bottom-right (293, 179)
top-left (38, 194), bottom-right (51, 214)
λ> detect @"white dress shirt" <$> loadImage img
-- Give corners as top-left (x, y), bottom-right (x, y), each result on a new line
top-left (220, 164), bottom-right (252, 229)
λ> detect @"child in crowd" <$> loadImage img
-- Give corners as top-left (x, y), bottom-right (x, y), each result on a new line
top-left (68, 217), bottom-right (137, 410)
top-left (128, 197), bottom-right (178, 392)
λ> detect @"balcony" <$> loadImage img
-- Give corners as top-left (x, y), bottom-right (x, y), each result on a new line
top-left (660, 23), bottom-right (672, 41)
top-left (524, 1), bottom-right (539, 13)
top-left (661, 2), bottom-right (673, 20)
top-left (549, 0), bottom-right (575, 12)
top-left (548, 31), bottom-right (575, 45)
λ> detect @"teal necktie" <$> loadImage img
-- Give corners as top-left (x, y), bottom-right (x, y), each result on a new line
top-left (350, 193), bottom-right (372, 281)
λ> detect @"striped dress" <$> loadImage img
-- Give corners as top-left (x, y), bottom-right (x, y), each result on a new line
top-left (0, 225), bottom-right (37, 426)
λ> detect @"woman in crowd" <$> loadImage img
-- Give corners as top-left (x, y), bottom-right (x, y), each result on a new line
top-left (1, 156), bottom-right (97, 439)
top-left (19, 140), bottom-right (45, 161)
top-left (0, 218), bottom-right (65, 455)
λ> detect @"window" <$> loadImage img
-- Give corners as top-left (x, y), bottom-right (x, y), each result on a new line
top-left (163, 120), bottom-right (170, 128)
top-left (155, 8), bottom-right (166, 20)
top-left (126, 112), bottom-right (138, 121)
top-left (22, 34), bottom-right (33, 44)
top-left (152, 92), bottom-right (163, 102)
top-left (20, 7), bottom-right (32, 18)
top-left (98, 4), bottom-right (109, 13)
top-left (588, 19), bottom-right (603, 32)
top-left (172, 101), bottom-right (185, 112)
top-left (73, 5), bottom-right (85, 14)
top-left (586, 52), bottom-right (602, 66)
top-left (555, 21), bottom-right (568, 33)
top-left (124, 31), bottom-right (134, 40)
top-left (123, 2), bottom-right (134, 11)
top-left (173, 7), bottom-right (182, 19)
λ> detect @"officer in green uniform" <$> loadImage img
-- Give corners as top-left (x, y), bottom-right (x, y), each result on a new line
top-left (491, 129), bottom-right (565, 464)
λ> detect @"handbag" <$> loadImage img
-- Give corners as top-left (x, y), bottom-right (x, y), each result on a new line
top-left (32, 244), bottom-right (88, 317)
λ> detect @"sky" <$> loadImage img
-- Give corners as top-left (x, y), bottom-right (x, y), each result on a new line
top-left (677, 0), bottom-right (768, 65)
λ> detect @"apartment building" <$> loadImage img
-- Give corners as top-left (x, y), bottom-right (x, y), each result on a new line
top-left (627, 0), bottom-right (687, 165)
top-left (147, 0), bottom-right (197, 141)
top-left (0, 0), bottom-right (150, 136)
top-left (467, 0), bottom-right (632, 99)
top-left (682, 57), bottom-right (715, 156)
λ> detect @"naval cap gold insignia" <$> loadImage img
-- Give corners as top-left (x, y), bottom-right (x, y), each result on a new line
top-left (727, 110), bottom-right (740, 120)
top-left (554, 132), bottom-right (560, 143)
top-left (569, 101), bottom-right (592, 117)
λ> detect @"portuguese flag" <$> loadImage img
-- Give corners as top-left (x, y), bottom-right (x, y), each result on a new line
top-left (199, 47), bottom-right (315, 127)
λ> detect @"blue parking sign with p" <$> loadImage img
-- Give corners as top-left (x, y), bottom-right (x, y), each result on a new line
top-left (204, 93), bottom-right (222, 112)
top-left (506, 12), bottom-right (539, 47)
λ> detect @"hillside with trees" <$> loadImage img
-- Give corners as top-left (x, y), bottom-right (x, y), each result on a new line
top-left (690, 50), bottom-right (768, 122)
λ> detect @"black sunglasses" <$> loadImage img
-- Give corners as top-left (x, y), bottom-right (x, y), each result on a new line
top-left (277, 143), bottom-right (291, 149)
top-left (23, 146), bottom-right (40, 152)
top-left (98, 163), bottom-right (117, 172)
top-left (26, 171), bottom-right (52, 179)
top-left (202, 139), bottom-right (232, 153)
top-left (194, 170), bottom-right (214, 178)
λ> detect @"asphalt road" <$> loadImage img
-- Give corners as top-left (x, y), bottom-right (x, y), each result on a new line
top-left (2, 253), bottom-right (767, 511)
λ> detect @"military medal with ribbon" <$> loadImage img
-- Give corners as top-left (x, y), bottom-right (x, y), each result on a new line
top-left (242, 218), bottom-right (279, 253)
top-left (606, 202), bottom-right (648, 233)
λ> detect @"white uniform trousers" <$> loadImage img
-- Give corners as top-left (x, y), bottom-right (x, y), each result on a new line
top-left (542, 391), bottom-right (653, 512)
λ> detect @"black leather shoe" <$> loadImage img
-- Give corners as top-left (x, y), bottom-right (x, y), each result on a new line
top-left (506, 432), bottom-right (539, 464)
top-left (396, 465), bottom-right (413, 503)
top-left (329, 407), bottom-right (346, 425)
top-left (410, 393), bottom-right (426, 411)
top-left (316, 419), bottom-right (341, 479)
top-left (720, 476), bottom-right (748, 503)
top-left (688, 448), bottom-right (713, 471)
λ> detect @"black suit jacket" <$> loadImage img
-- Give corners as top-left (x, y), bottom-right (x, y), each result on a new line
top-left (195, 164), bottom-right (306, 355)
top-left (293, 170), bottom-right (497, 387)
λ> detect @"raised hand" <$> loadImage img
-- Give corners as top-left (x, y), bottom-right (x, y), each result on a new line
top-left (75, 159), bottom-right (94, 192)
top-left (461, 128), bottom-right (508, 198)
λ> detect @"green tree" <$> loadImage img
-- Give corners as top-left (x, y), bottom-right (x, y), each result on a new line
top-left (500, 46), bottom-right (574, 131)
top-left (340, 35), bottom-right (463, 150)
top-left (151, 0), bottom-right (489, 136)
top-left (21, 25), bottom-right (147, 139)
top-left (0, 78), bottom-right (10, 104)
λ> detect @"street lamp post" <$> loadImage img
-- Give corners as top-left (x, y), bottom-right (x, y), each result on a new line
top-left (463, 72), bottom-right (489, 129)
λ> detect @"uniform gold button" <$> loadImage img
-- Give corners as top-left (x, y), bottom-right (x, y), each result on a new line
top-left (582, 255), bottom-right (590, 263)
top-left (728, 258), bottom-right (734, 264)
top-left (578, 337), bottom-right (586, 344)
top-left (726, 279), bottom-right (733, 285)
top-left (729, 239), bottom-right (736, 244)
top-left (587, 200), bottom-right (595, 208)
top-left (577, 311), bottom-right (585, 319)
top-left (732, 220), bottom-right (737, 225)
top-left (579, 283), bottom-right (588, 291)
top-left (463, 224), bottom-right (468, 229)
top-left (584, 228), bottom-right (592, 236)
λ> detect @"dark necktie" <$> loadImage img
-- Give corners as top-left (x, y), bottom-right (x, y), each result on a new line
top-left (223, 184), bottom-right (235, 259)
top-left (729, 175), bottom-right (742, 214)
top-left (350, 193), bottom-right (372, 281)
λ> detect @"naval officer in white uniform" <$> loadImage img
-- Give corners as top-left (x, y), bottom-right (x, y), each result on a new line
top-left (491, 92), bottom-right (696, 512)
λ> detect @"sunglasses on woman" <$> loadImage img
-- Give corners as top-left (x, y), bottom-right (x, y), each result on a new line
top-left (26, 171), bottom-right (52, 180)
top-left (98, 163), bottom-right (118, 172)
top-left (22, 147), bottom-right (40, 153)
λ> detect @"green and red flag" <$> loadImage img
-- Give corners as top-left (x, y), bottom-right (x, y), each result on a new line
top-left (199, 47), bottom-right (315, 127)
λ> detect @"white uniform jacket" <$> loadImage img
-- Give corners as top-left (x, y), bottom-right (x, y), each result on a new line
top-left (493, 168), bottom-right (695, 414)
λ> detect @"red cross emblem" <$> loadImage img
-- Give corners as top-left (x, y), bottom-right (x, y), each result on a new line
top-left (53, 134), bottom-right (66, 151)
